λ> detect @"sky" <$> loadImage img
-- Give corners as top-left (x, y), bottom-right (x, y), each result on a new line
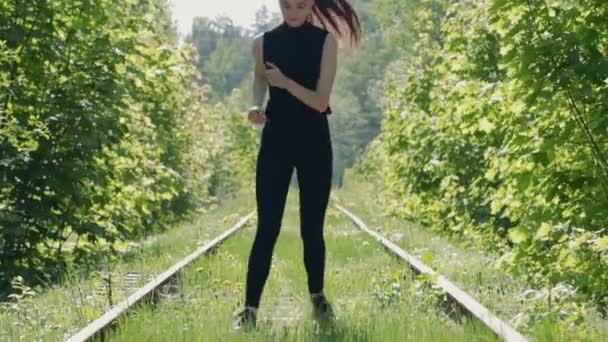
top-left (168, 0), bottom-right (281, 37)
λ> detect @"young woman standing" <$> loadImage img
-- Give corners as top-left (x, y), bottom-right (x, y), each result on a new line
top-left (233, 0), bottom-right (361, 331)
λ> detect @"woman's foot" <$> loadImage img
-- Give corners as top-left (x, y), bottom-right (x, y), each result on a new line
top-left (232, 306), bottom-right (258, 331)
top-left (310, 290), bottom-right (335, 320)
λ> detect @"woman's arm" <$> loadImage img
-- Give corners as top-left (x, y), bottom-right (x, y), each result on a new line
top-left (265, 33), bottom-right (338, 113)
top-left (252, 34), bottom-right (268, 109)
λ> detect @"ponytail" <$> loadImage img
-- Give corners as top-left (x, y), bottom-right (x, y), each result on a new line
top-left (309, 0), bottom-right (362, 48)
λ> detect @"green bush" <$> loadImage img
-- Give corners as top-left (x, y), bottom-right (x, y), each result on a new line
top-left (0, 0), bottom-right (250, 296)
top-left (362, 0), bottom-right (608, 313)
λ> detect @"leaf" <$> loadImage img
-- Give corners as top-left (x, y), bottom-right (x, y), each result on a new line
top-left (515, 172), bottom-right (533, 192)
top-left (478, 117), bottom-right (495, 133)
top-left (533, 223), bottom-right (552, 241)
top-left (532, 150), bottom-right (550, 167)
top-left (594, 237), bottom-right (608, 252)
top-left (421, 250), bottom-right (434, 265)
top-left (58, 75), bottom-right (69, 85)
top-left (560, 251), bottom-right (578, 269)
top-left (83, 305), bottom-right (101, 320)
top-left (508, 227), bottom-right (529, 244)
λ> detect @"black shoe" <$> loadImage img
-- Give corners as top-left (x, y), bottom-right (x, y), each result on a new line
top-left (232, 307), bottom-right (257, 331)
top-left (311, 292), bottom-right (335, 320)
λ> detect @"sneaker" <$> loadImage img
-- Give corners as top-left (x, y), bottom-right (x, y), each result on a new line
top-left (232, 306), bottom-right (257, 331)
top-left (310, 292), bottom-right (335, 320)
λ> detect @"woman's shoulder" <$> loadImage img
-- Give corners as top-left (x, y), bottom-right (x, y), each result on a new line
top-left (253, 23), bottom-right (281, 42)
top-left (310, 24), bottom-right (336, 48)
top-left (263, 22), bottom-right (285, 36)
top-left (310, 24), bottom-right (335, 46)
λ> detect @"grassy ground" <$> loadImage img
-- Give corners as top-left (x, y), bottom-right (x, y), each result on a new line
top-left (3, 167), bottom-right (606, 341)
top-left (103, 185), bottom-right (497, 342)
top-left (333, 169), bottom-right (608, 341)
top-left (0, 188), bottom-right (255, 342)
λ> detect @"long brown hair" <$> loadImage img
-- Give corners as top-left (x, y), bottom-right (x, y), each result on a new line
top-left (308, 0), bottom-right (362, 48)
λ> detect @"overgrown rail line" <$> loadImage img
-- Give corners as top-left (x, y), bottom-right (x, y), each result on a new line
top-left (65, 211), bottom-right (255, 342)
top-left (335, 203), bottom-right (528, 342)
top-left (65, 204), bottom-right (527, 342)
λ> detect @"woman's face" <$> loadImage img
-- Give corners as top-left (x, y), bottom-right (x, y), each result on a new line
top-left (279, 0), bottom-right (314, 27)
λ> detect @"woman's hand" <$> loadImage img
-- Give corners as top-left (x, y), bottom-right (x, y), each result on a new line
top-left (264, 62), bottom-right (290, 89)
top-left (247, 105), bottom-right (269, 125)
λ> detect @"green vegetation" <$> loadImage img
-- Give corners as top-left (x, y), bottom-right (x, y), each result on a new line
top-left (358, 0), bottom-right (608, 334)
top-left (1, 0), bottom-right (607, 340)
top-left (102, 184), bottom-right (498, 342)
top-left (0, 187), bottom-right (254, 341)
top-left (338, 170), bottom-right (608, 340)
top-left (0, 0), bottom-right (257, 297)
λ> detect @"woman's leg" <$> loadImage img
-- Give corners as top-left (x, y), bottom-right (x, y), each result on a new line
top-left (245, 130), bottom-right (294, 308)
top-left (295, 123), bottom-right (333, 295)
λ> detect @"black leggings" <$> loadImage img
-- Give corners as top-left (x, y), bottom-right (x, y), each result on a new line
top-left (245, 117), bottom-right (333, 308)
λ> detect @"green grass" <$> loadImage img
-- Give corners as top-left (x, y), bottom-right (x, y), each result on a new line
top-left (3, 168), bottom-right (606, 341)
top-left (0, 187), bottom-right (255, 342)
top-left (334, 169), bottom-right (608, 341)
top-left (103, 186), bottom-right (498, 341)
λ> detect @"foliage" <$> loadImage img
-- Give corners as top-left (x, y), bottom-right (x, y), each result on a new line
top-left (187, 16), bottom-right (253, 101)
top-left (360, 0), bottom-right (608, 327)
top-left (0, 0), bottom-right (238, 295)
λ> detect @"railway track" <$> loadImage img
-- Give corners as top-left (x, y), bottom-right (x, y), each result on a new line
top-left (65, 211), bottom-right (255, 342)
top-left (335, 204), bottom-right (528, 342)
top-left (65, 204), bottom-right (528, 342)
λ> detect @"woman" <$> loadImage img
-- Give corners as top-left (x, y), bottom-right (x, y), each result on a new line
top-left (233, 0), bottom-right (361, 331)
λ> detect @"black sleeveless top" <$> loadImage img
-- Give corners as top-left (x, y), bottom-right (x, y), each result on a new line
top-left (263, 20), bottom-right (333, 124)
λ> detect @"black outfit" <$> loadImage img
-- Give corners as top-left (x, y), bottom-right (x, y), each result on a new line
top-left (244, 19), bottom-right (333, 308)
